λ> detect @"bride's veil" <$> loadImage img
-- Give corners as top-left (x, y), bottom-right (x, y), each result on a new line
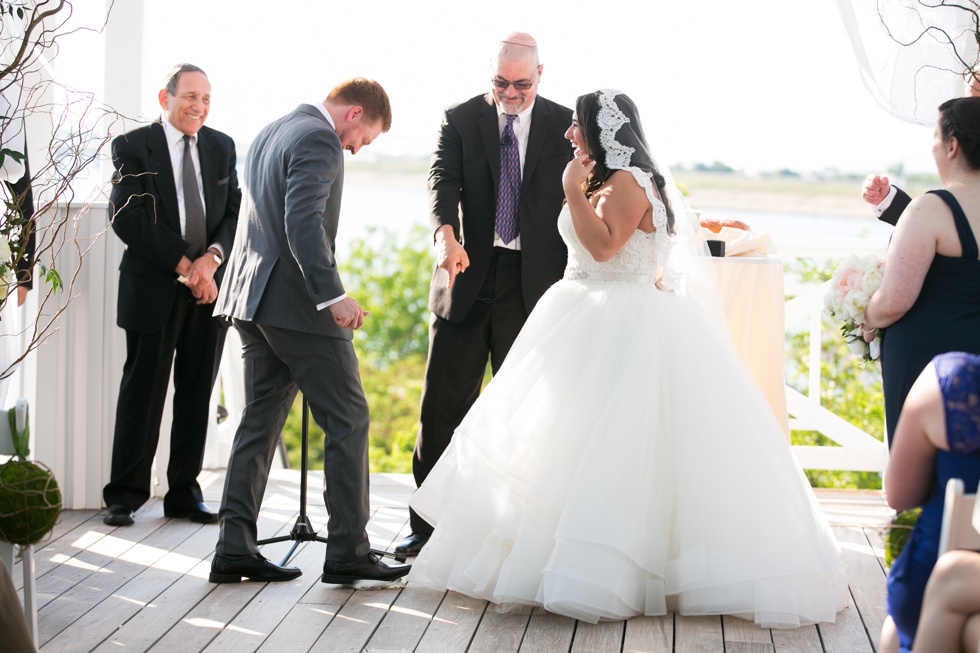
top-left (593, 89), bottom-right (727, 328)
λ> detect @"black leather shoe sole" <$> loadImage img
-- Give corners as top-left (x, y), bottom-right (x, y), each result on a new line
top-left (208, 569), bottom-right (302, 583)
top-left (321, 552), bottom-right (411, 585)
top-left (320, 564), bottom-right (410, 584)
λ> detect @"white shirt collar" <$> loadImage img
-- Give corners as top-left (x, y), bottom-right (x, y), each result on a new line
top-left (313, 103), bottom-right (335, 129)
top-left (496, 100), bottom-right (535, 123)
top-left (161, 115), bottom-right (196, 148)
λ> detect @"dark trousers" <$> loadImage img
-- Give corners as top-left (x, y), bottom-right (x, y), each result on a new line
top-left (104, 291), bottom-right (226, 511)
top-left (411, 249), bottom-right (527, 534)
top-left (216, 320), bottom-right (371, 562)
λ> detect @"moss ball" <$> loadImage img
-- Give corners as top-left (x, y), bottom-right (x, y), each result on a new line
top-left (0, 460), bottom-right (62, 545)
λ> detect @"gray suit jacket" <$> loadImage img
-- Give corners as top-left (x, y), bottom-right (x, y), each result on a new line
top-left (215, 104), bottom-right (350, 339)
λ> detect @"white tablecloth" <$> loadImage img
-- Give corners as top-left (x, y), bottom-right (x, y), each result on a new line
top-left (711, 256), bottom-right (789, 438)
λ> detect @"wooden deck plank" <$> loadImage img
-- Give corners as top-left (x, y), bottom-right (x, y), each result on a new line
top-left (35, 502), bottom-right (167, 614)
top-left (16, 477), bottom-right (896, 653)
top-left (12, 509), bottom-right (100, 591)
top-left (137, 507), bottom-right (297, 653)
top-left (309, 588), bottom-right (401, 652)
top-left (38, 518), bottom-right (203, 652)
top-left (414, 590), bottom-right (487, 652)
top-left (832, 525), bottom-right (887, 653)
top-left (674, 615), bottom-right (723, 652)
top-left (818, 589), bottom-right (875, 653)
top-left (622, 615), bottom-right (673, 652)
top-left (771, 624), bottom-right (821, 652)
top-left (723, 615), bottom-right (772, 645)
top-left (364, 586), bottom-right (445, 652)
top-left (467, 603), bottom-right (532, 653)
top-left (201, 541), bottom-right (325, 652)
top-left (89, 558), bottom-right (216, 653)
top-left (255, 603), bottom-right (338, 652)
top-left (571, 619), bottom-right (625, 652)
top-left (518, 607), bottom-right (575, 653)
top-left (61, 521), bottom-right (218, 653)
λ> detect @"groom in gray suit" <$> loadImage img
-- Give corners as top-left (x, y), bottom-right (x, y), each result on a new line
top-left (209, 78), bottom-right (409, 584)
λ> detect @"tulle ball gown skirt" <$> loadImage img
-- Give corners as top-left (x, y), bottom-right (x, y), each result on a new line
top-left (409, 278), bottom-right (848, 627)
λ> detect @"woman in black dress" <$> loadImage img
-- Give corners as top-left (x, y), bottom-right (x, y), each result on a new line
top-left (863, 97), bottom-right (980, 446)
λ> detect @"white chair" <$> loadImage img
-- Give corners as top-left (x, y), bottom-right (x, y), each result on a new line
top-left (0, 399), bottom-right (36, 644)
top-left (938, 478), bottom-right (980, 556)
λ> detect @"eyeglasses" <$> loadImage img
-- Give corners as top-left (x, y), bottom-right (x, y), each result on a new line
top-left (491, 76), bottom-right (536, 91)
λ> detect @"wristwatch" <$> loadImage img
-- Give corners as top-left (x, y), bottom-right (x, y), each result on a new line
top-left (207, 247), bottom-right (222, 266)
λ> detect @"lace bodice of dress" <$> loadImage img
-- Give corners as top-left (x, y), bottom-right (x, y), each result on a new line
top-left (559, 202), bottom-right (671, 283)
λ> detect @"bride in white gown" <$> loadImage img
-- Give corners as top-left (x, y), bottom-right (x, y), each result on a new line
top-left (407, 89), bottom-right (848, 627)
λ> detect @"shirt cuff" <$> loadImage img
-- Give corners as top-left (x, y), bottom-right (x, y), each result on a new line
top-left (316, 293), bottom-right (347, 311)
top-left (873, 186), bottom-right (898, 217)
top-left (207, 243), bottom-right (224, 260)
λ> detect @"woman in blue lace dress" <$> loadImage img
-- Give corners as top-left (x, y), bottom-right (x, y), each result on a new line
top-left (881, 352), bottom-right (980, 653)
top-left (863, 97), bottom-right (980, 446)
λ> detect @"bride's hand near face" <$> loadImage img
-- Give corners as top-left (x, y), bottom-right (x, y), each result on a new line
top-left (562, 151), bottom-right (595, 192)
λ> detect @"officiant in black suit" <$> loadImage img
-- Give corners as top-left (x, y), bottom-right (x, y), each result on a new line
top-left (103, 64), bottom-right (240, 527)
top-left (394, 32), bottom-right (573, 559)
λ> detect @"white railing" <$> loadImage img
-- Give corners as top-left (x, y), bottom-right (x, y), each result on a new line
top-left (778, 236), bottom-right (889, 473)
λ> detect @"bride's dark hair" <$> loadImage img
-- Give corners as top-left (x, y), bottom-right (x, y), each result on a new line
top-left (575, 91), bottom-right (675, 234)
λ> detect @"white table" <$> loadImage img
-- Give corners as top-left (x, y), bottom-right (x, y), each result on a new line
top-left (711, 256), bottom-right (789, 438)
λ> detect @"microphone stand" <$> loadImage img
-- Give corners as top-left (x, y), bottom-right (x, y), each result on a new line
top-left (256, 395), bottom-right (395, 566)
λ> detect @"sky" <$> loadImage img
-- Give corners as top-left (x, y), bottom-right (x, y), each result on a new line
top-left (61, 0), bottom-right (943, 176)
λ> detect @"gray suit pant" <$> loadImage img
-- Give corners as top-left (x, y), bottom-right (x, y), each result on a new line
top-left (216, 320), bottom-right (371, 562)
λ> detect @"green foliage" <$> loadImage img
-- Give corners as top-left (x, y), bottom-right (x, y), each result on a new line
top-left (280, 226), bottom-right (433, 473)
top-left (340, 225), bottom-right (433, 367)
top-left (784, 258), bottom-right (884, 490)
top-left (885, 508), bottom-right (921, 569)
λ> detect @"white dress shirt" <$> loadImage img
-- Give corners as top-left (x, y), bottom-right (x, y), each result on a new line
top-left (310, 103), bottom-right (347, 311)
top-left (160, 117), bottom-right (223, 259)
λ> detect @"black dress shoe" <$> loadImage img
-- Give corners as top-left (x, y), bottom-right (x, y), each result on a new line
top-left (103, 504), bottom-right (135, 526)
top-left (393, 532), bottom-right (430, 562)
top-left (209, 553), bottom-right (302, 583)
top-left (164, 502), bottom-right (219, 524)
top-left (321, 553), bottom-right (411, 585)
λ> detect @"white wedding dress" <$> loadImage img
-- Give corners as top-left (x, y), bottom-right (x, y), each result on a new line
top-left (408, 201), bottom-right (848, 627)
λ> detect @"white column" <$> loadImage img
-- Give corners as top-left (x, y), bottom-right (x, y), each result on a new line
top-left (31, 0), bottom-right (144, 509)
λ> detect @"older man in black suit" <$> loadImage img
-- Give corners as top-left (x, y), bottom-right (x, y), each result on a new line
top-left (395, 32), bottom-right (574, 559)
top-left (103, 64), bottom-right (240, 527)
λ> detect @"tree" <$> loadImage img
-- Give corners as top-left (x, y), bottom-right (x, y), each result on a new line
top-left (0, 0), bottom-right (116, 379)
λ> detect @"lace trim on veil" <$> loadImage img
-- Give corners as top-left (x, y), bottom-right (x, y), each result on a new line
top-left (597, 89), bottom-right (667, 234)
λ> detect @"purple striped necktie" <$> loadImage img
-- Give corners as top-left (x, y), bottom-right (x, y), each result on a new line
top-left (495, 114), bottom-right (520, 244)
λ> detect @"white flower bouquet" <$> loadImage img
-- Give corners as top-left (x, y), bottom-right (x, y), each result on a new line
top-left (823, 254), bottom-right (884, 361)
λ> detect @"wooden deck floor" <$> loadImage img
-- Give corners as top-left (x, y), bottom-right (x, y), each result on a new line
top-left (8, 470), bottom-right (893, 653)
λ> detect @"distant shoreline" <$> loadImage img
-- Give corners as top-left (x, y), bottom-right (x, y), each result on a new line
top-left (346, 161), bottom-right (937, 221)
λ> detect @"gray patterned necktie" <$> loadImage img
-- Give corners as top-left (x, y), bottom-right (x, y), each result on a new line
top-left (182, 134), bottom-right (206, 258)
top-left (495, 114), bottom-right (521, 244)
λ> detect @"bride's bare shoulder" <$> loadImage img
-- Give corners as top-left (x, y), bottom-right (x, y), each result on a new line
top-left (600, 170), bottom-right (652, 202)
